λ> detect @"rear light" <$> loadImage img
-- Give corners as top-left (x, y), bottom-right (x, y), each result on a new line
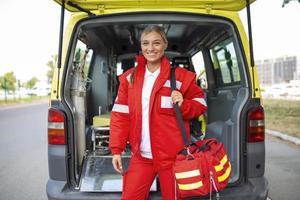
top-left (247, 106), bottom-right (265, 143)
top-left (48, 108), bottom-right (66, 145)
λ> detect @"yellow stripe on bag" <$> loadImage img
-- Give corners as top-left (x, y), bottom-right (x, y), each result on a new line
top-left (178, 181), bottom-right (203, 190)
top-left (214, 155), bottom-right (228, 172)
top-left (218, 163), bottom-right (232, 182)
top-left (175, 169), bottom-right (200, 179)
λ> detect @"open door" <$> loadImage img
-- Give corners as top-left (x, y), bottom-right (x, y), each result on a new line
top-left (53, 0), bottom-right (256, 12)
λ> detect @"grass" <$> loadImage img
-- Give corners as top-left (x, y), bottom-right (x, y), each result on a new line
top-left (0, 96), bottom-right (49, 107)
top-left (263, 99), bottom-right (300, 138)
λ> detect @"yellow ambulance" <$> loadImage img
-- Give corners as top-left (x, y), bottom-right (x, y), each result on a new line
top-left (47, 0), bottom-right (268, 199)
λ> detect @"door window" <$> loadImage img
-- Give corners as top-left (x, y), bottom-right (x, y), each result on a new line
top-left (73, 40), bottom-right (94, 82)
top-left (210, 38), bottom-right (241, 87)
top-left (192, 51), bottom-right (207, 89)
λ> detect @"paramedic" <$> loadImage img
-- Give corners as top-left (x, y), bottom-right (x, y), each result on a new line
top-left (109, 25), bottom-right (207, 200)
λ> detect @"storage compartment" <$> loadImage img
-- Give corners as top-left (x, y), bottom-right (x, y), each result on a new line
top-left (79, 151), bottom-right (130, 192)
top-left (92, 127), bottom-right (111, 155)
top-left (80, 126), bottom-right (157, 192)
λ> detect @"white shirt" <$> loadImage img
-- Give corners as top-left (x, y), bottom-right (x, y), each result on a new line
top-left (140, 66), bottom-right (160, 159)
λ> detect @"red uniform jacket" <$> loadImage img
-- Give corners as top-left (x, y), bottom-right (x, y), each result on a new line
top-left (109, 55), bottom-right (207, 170)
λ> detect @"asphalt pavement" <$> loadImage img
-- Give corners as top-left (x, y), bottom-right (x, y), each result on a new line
top-left (0, 103), bottom-right (48, 200)
top-left (265, 135), bottom-right (300, 200)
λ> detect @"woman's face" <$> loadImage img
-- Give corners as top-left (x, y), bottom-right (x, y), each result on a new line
top-left (141, 31), bottom-right (167, 65)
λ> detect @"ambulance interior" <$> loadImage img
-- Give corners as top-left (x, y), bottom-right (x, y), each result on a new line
top-left (62, 13), bottom-right (249, 192)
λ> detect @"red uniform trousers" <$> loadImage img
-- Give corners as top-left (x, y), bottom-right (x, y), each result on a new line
top-left (122, 155), bottom-right (180, 200)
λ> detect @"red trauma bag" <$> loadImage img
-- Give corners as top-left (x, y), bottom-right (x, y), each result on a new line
top-left (173, 138), bottom-right (231, 199)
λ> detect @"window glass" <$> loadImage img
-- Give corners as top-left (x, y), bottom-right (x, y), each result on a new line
top-left (210, 38), bottom-right (241, 87)
top-left (192, 51), bottom-right (207, 89)
top-left (116, 62), bottom-right (122, 76)
top-left (73, 40), bottom-right (93, 82)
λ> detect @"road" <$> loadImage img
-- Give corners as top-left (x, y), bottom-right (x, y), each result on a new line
top-left (265, 135), bottom-right (300, 200)
top-left (0, 103), bottom-right (48, 200)
top-left (0, 103), bottom-right (299, 200)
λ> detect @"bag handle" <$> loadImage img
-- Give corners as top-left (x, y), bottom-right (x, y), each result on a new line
top-left (170, 65), bottom-right (190, 147)
top-left (195, 138), bottom-right (217, 147)
top-left (195, 138), bottom-right (223, 153)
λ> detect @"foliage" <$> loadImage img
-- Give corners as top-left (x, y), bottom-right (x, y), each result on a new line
top-left (0, 71), bottom-right (17, 92)
top-left (46, 54), bottom-right (57, 84)
top-left (24, 77), bottom-right (39, 89)
top-left (282, 0), bottom-right (300, 7)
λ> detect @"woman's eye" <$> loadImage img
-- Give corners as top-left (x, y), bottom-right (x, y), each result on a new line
top-left (142, 42), bottom-right (149, 46)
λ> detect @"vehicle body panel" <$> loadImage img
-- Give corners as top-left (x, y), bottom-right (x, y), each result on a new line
top-left (54, 0), bottom-right (256, 12)
top-left (48, 1), bottom-right (267, 199)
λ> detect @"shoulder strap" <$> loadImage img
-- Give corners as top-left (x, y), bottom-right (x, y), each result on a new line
top-left (170, 66), bottom-right (190, 147)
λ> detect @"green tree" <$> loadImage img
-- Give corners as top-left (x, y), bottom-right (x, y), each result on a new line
top-left (0, 71), bottom-right (17, 92)
top-left (25, 77), bottom-right (39, 89)
top-left (282, 0), bottom-right (300, 7)
top-left (46, 54), bottom-right (57, 84)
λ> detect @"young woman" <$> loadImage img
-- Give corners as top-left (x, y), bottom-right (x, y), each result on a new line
top-left (109, 25), bottom-right (207, 200)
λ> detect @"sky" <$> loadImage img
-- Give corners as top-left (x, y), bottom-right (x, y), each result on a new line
top-left (0, 0), bottom-right (70, 82)
top-left (0, 0), bottom-right (299, 83)
top-left (239, 0), bottom-right (300, 60)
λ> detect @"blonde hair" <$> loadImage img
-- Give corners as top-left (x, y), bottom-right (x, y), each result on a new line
top-left (130, 25), bottom-right (168, 84)
top-left (141, 25), bottom-right (168, 44)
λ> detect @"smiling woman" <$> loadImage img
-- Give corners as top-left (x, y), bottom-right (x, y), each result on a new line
top-left (109, 25), bottom-right (207, 199)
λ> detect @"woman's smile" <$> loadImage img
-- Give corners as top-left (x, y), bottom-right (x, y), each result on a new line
top-left (141, 31), bottom-right (167, 67)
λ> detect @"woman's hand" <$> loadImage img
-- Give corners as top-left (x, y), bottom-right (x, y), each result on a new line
top-left (171, 90), bottom-right (183, 107)
top-left (112, 154), bottom-right (123, 174)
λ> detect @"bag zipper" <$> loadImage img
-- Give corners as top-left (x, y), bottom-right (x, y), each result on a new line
top-left (210, 171), bottom-right (220, 200)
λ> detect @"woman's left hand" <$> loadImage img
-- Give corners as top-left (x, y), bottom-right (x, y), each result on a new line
top-left (171, 90), bottom-right (183, 107)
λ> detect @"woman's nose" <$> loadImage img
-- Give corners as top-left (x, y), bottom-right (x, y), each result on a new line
top-left (148, 43), bottom-right (154, 50)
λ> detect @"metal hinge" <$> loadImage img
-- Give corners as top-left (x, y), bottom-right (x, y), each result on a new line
top-left (98, 4), bottom-right (105, 13)
top-left (67, 1), bottom-right (96, 16)
top-left (205, 4), bottom-right (213, 13)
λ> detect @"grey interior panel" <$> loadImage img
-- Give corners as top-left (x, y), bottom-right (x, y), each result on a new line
top-left (90, 55), bottom-right (109, 115)
top-left (206, 87), bottom-right (249, 182)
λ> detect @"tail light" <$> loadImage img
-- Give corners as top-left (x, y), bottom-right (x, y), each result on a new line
top-left (247, 106), bottom-right (265, 142)
top-left (48, 108), bottom-right (66, 145)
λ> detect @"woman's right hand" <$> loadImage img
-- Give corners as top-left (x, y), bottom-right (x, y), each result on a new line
top-left (112, 154), bottom-right (123, 174)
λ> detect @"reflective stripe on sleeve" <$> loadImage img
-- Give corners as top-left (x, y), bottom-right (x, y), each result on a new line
top-left (192, 98), bottom-right (207, 107)
top-left (112, 104), bottom-right (129, 114)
